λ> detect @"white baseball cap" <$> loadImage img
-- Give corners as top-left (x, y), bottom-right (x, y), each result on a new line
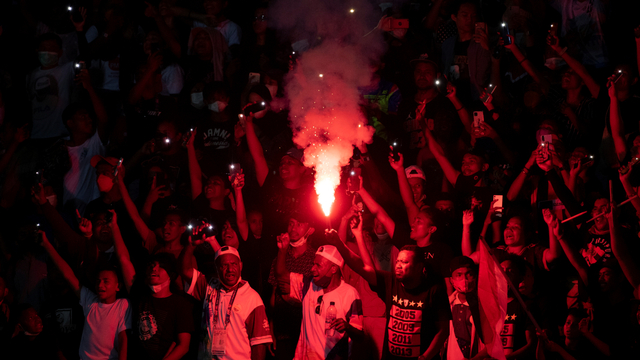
top-left (316, 245), bottom-right (344, 267)
top-left (405, 165), bottom-right (426, 181)
top-left (215, 246), bottom-right (241, 261)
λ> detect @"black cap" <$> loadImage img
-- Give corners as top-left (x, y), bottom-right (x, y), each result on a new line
top-left (450, 256), bottom-right (476, 276)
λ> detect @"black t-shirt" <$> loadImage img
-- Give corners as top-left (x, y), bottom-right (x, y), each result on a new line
top-left (500, 298), bottom-right (534, 356)
top-left (131, 293), bottom-right (194, 360)
top-left (194, 116), bottom-right (238, 176)
top-left (375, 271), bottom-right (452, 360)
top-left (7, 331), bottom-right (59, 360)
top-left (42, 290), bottom-right (84, 360)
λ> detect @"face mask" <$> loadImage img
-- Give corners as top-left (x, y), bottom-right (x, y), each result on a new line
top-left (97, 174), bottom-right (114, 193)
top-left (46, 195), bottom-right (58, 208)
top-left (291, 39), bottom-right (309, 53)
top-left (452, 277), bottom-right (476, 294)
top-left (290, 227), bottom-right (312, 248)
top-left (208, 101), bottom-right (227, 113)
top-left (148, 279), bottom-right (171, 293)
top-left (375, 233), bottom-right (390, 241)
top-left (191, 92), bottom-right (205, 109)
top-left (24, 331), bottom-right (41, 336)
top-left (38, 51), bottom-right (59, 68)
top-left (265, 84), bottom-right (278, 99)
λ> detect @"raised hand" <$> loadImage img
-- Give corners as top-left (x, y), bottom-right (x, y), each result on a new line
top-left (70, 7), bottom-right (87, 32)
top-left (276, 232), bottom-right (290, 250)
top-left (108, 209), bottom-right (118, 227)
top-left (231, 172), bottom-right (245, 190)
top-left (462, 209), bottom-right (474, 226)
top-left (388, 147), bottom-right (404, 171)
top-left (75, 68), bottom-right (91, 90)
top-left (147, 176), bottom-right (168, 204)
top-left (542, 208), bottom-right (555, 225)
top-left (76, 209), bottom-right (92, 237)
top-left (351, 213), bottom-right (363, 238)
top-left (324, 229), bottom-right (342, 246)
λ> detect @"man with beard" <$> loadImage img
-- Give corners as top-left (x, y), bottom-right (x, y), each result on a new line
top-left (275, 236), bottom-right (363, 360)
top-left (180, 243), bottom-right (272, 360)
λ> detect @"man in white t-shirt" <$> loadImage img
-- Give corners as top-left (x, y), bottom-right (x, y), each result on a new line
top-left (275, 238), bottom-right (364, 360)
top-left (181, 242), bottom-right (272, 360)
top-left (26, 33), bottom-right (76, 139)
top-left (62, 68), bottom-right (109, 214)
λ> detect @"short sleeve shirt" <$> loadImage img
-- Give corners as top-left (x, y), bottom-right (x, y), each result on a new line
top-left (78, 287), bottom-right (131, 360)
top-left (375, 272), bottom-right (452, 360)
top-left (289, 273), bottom-right (363, 360)
top-left (185, 270), bottom-right (272, 360)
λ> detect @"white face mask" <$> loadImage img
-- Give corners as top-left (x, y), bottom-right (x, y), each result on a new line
top-left (46, 194), bottom-right (58, 208)
top-left (208, 101), bottom-right (228, 113)
top-left (148, 279), bottom-right (171, 293)
top-left (290, 227), bottom-right (313, 248)
top-left (452, 278), bottom-right (476, 294)
top-left (191, 92), bottom-right (205, 109)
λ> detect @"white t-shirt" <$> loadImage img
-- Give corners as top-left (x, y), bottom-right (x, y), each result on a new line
top-left (186, 270), bottom-right (272, 360)
top-left (63, 131), bottom-right (105, 213)
top-left (26, 62), bottom-right (75, 139)
top-left (193, 19), bottom-right (242, 47)
top-left (78, 287), bottom-right (131, 360)
top-left (289, 273), bottom-right (363, 360)
top-left (160, 64), bottom-right (185, 96)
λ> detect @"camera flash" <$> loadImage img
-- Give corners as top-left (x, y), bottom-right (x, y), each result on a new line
top-left (393, 142), bottom-right (397, 146)
top-left (292, 51), bottom-right (296, 55)
top-left (350, 171), bottom-right (355, 176)
top-left (188, 225), bottom-right (193, 229)
top-left (435, 80), bottom-right (440, 85)
top-left (190, 128), bottom-right (193, 131)
top-left (68, 6), bottom-right (72, 11)
top-left (589, 155), bottom-right (594, 159)
top-left (208, 226), bottom-right (213, 230)
top-left (230, 164), bottom-right (235, 169)
top-left (165, 138), bottom-right (170, 143)
top-left (36, 223), bottom-right (40, 227)
top-left (350, 9), bottom-right (355, 13)
top-left (502, 23), bottom-right (506, 27)
top-left (261, 102), bottom-right (265, 106)
top-left (319, 74), bottom-right (324, 78)
top-left (550, 24), bottom-right (554, 28)
top-left (618, 70), bottom-right (622, 73)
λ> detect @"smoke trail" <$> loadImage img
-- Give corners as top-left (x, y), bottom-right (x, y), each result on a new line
top-left (270, 0), bottom-right (384, 215)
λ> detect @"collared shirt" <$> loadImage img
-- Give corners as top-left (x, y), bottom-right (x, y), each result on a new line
top-left (186, 270), bottom-right (272, 360)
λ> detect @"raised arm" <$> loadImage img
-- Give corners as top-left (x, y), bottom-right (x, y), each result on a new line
top-left (504, 34), bottom-right (541, 83)
top-left (76, 68), bottom-right (109, 144)
top-left (547, 33), bottom-right (600, 99)
top-left (275, 233), bottom-right (291, 287)
top-left (542, 209), bottom-right (562, 267)
top-left (115, 168), bottom-right (157, 252)
top-left (425, 128), bottom-right (460, 185)
top-left (40, 232), bottom-right (81, 298)
top-left (556, 227), bottom-right (589, 286)
top-left (507, 149), bottom-right (538, 201)
top-left (32, 184), bottom-right (84, 249)
top-left (110, 210), bottom-right (135, 294)
top-left (445, 83), bottom-right (473, 135)
top-left (232, 173), bottom-right (249, 241)
top-left (608, 81), bottom-right (627, 162)
top-left (144, 3), bottom-right (181, 58)
top-left (388, 151), bottom-right (420, 222)
top-left (128, 52), bottom-right (163, 105)
top-left (186, 128), bottom-right (203, 200)
top-left (618, 165), bottom-right (640, 217)
top-left (178, 235), bottom-right (209, 281)
top-left (358, 184), bottom-right (396, 238)
top-left (350, 214), bottom-right (377, 285)
top-left (244, 112), bottom-right (269, 187)
top-left (461, 210), bottom-right (480, 263)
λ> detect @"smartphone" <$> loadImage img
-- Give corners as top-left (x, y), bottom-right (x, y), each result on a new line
top-left (349, 167), bottom-right (361, 192)
top-left (480, 84), bottom-right (496, 102)
top-left (155, 175), bottom-right (171, 191)
top-left (193, 217), bottom-right (217, 238)
top-left (500, 23), bottom-right (512, 45)
top-left (387, 18), bottom-right (409, 29)
top-left (243, 101), bottom-right (266, 116)
top-left (248, 72), bottom-right (261, 85)
top-left (620, 156), bottom-right (640, 175)
top-left (549, 23), bottom-right (558, 37)
top-left (113, 158), bottom-right (123, 177)
top-left (34, 169), bottom-right (44, 185)
top-left (540, 142), bottom-right (550, 161)
top-left (182, 128), bottom-right (194, 147)
top-left (613, 69), bottom-right (624, 84)
top-left (473, 111), bottom-right (484, 128)
top-left (493, 195), bottom-right (503, 217)
top-left (580, 155), bottom-right (594, 165)
top-left (68, 5), bottom-right (83, 23)
top-left (541, 134), bottom-right (554, 151)
top-left (475, 22), bottom-right (487, 35)
top-left (74, 61), bottom-right (86, 76)
top-left (238, 114), bottom-right (245, 126)
top-left (229, 163), bottom-right (242, 183)
top-left (391, 138), bottom-right (402, 161)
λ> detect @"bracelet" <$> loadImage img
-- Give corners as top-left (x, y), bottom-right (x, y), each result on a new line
top-left (558, 47), bottom-right (568, 56)
top-left (519, 57), bottom-right (527, 64)
top-left (455, 106), bottom-right (464, 112)
top-left (522, 167), bottom-right (530, 174)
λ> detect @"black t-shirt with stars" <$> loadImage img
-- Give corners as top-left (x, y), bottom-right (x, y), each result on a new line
top-left (500, 298), bottom-right (534, 356)
top-left (374, 271), bottom-right (452, 360)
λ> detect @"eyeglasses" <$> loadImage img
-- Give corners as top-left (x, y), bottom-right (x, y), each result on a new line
top-left (254, 15), bottom-right (267, 21)
top-left (315, 295), bottom-right (323, 315)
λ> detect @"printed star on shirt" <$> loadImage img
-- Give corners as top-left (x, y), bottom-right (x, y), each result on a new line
top-left (398, 298), bottom-right (403, 305)
top-left (393, 295), bottom-right (398, 303)
top-left (510, 314), bottom-right (517, 321)
top-left (416, 301), bottom-right (423, 308)
top-left (505, 315), bottom-right (510, 321)
top-left (409, 301), bottom-right (415, 307)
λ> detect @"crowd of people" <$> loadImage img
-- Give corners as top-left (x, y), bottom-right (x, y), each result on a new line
top-left (0, 0), bottom-right (639, 359)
